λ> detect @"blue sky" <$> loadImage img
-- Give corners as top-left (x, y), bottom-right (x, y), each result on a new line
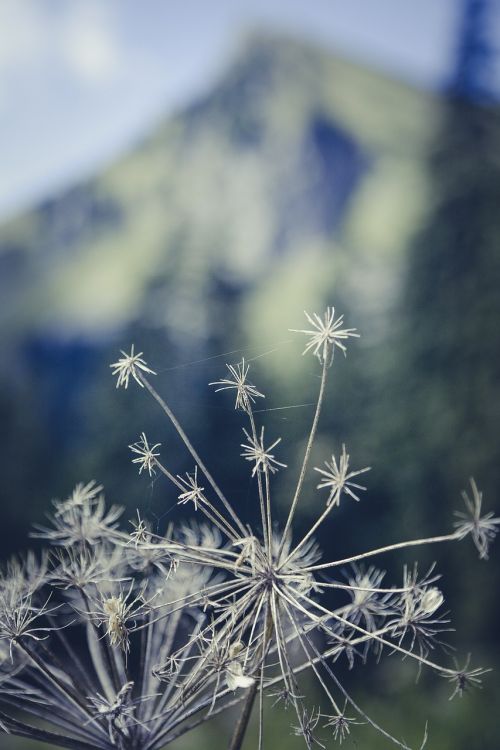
top-left (0, 0), bottom-right (476, 220)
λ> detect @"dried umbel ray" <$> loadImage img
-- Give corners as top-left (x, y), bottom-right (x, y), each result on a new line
top-left (0, 307), bottom-right (496, 750)
top-left (107, 307), bottom-right (498, 750)
top-left (0, 489), bottom-right (246, 749)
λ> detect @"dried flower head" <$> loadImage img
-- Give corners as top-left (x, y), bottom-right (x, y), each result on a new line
top-left (5, 305), bottom-right (493, 750)
top-left (314, 444), bottom-right (370, 506)
top-left (54, 480), bottom-right (104, 516)
top-left (33, 484), bottom-right (123, 546)
top-left (129, 432), bottom-right (161, 476)
top-left (323, 702), bottom-right (361, 743)
top-left (0, 488), bottom-right (249, 749)
top-left (177, 466), bottom-right (206, 511)
top-left (443, 655), bottom-right (491, 700)
top-left (100, 591), bottom-right (139, 653)
top-left (210, 358), bottom-right (265, 412)
top-left (86, 681), bottom-right (154, 744)
top-left (454, 478), bottom-right (500, 559)
top-left (290, 307), bottom-right (359, 365)
top-left (240, 426), bottom-right (287, 476)
top-left (292, 707), bottom-right (325, 749)
top-left (107, 307), bottom-right (496, 750)
top-left (110, 344), bottom-right (156, 389)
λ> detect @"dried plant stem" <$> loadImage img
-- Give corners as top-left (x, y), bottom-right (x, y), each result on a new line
top-left (16, 641), bottom-right (98, 723)
top-left (280, 498), bottom-right (334, 569)
top-left (278, 357), bottom-right (328, 558)
top-left (0, 712), bottom-right (100, 750)
top-left (227, 609), bottom-right (273, 750)
top-left (288, 587), bottom-right (456, 676)
top-left (248, 407), bottom-right (270, 547)
top-left (139, 373), bottom-right (247, 538)
top-left (282, 596), bottom-right (341, 713)
top-left (227, 679), bottom-right (259, 750)
top-left (154, 458), bottom-right (239, 540)
top-left (302, 531), bottom-right (462, 573)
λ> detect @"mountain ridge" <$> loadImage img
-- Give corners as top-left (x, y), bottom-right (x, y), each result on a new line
top-left (0, 32), bottom-right (442, 344)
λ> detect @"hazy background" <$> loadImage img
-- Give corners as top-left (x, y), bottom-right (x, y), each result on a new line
top-left (1, 1), bottom-right (499, 748)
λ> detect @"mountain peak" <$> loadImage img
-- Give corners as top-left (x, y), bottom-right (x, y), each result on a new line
top-left (0, 36), bottom-right (436, 339)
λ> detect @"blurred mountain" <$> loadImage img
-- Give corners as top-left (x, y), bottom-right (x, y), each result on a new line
top-left (1, 31), bottom-right (499, 750)
top-left (0, 33), bottom-right (438, 346)
top-left (0, 31), bottom-right (490, 558)
top-left (0, 31), bottom-right (446, 545)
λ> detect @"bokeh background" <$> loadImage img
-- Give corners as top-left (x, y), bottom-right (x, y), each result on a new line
top-left (1, 1), bottom-right (499, 748)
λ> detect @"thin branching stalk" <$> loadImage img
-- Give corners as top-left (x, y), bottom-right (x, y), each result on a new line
top-left (138, 372), bottom-right (247, 539)
top-left (4, 307), bottom-right (493, 750)
top-left (278, 357), bottom-right (329, 558)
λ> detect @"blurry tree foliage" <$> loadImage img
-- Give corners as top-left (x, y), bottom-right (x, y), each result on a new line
top-left (395, 0), bottom-right (500, 647)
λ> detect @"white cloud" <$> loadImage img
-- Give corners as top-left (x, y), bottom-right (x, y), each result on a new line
top-left (0, 0), bottom-right (123, 86)
top-left (0, 0), bottom-right (46, 71)
top-left (61, 2), bottom-right (122, 85)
